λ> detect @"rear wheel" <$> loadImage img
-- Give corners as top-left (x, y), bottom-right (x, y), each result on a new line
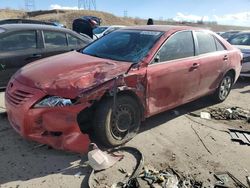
top-left (94, 95), bottom-right (141, 147)
top-left (213, 74), bottom-right (233, 102)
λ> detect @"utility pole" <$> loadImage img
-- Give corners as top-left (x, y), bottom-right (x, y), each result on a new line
top-left (24, 0), bottom-right (35, 11)
top-left (124, 10), bottom-right (128, 17)
top-left (78, 0), bottom-right (96, 10)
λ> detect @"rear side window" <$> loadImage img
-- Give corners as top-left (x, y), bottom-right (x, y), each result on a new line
top-left (0, 30), bottom-right (37, 52)
top-left (196, 32), bottom-right (216, 54)
top-left (67, 34), bottom-right (78, 46)
top-left (215, 38), bottom-right (226, 51)
top-left (67, 34), bottom-right (86, 47)
top-left (158, 31), bottom-right (195, 62)
top-left (43, 31), bottom-right (67, 48)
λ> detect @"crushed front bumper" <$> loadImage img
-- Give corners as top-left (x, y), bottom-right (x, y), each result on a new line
top-left (5, 80), bottom-right (90, 154)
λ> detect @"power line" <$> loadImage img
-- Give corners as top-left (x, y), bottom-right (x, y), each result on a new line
top-left (78, 0), bottom-right (96, 10)
top-left (24, 0), bottom-right (35, 11)
top-left (124, 10), bottom-right (128, 17)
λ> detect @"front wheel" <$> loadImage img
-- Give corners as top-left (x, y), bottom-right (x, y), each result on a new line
top-left (213, 74), bottom-right (233, 102)
top-left (93, 95), bottom-right (141, 147)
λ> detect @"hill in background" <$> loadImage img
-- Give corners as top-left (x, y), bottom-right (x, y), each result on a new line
top-left (0, 9), bottom-right (250, 32)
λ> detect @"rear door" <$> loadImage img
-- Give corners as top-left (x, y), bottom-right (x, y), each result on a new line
top-left (0, 30), bottom-right (42, 88)
top-left (194, 31), bottom-right (228, 96)
top-left (41, 30), bottom-right (68, 57)
top-left (146, 31), bottom-right (201, 116)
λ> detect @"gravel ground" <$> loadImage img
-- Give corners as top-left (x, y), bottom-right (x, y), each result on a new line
top-left (0, 79), bottom-right (250, 188)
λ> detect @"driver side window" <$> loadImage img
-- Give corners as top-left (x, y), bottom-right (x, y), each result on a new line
top-left (157, 31), bottom-right (195, 63)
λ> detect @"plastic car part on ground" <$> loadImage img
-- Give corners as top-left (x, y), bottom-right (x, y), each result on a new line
top-left (88, 143), bottom-right (123, 171)
top-left (229, 129), bottom-right (250, 146)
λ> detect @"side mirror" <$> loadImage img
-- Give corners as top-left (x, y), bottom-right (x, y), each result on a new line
top-left (154, 53), bottom-right (160, 63)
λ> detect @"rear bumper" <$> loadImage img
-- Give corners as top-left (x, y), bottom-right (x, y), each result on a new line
top-left (5, 80), bottom-right (90, 154)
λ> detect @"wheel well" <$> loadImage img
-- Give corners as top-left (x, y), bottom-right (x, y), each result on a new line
top-left (77, 89), bottom-right (145, 132)
top-left (226, 69), bottom-right (236, 82)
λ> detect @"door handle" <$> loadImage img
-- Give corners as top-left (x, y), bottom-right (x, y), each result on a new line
top-left (223, 55), bottom-right (228, 61)
top-left (192, 63), bottom-right (200, 68)
top-left (31, 54), bottom-right (42, 58)
top-left (25, 54), bottom-right (42, 60)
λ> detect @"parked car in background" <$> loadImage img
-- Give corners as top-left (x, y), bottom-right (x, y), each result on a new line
top-left (0, 24), bottom-right (93, 88)
top-left (72, 16), bottom-right (101, 39)
top-left (93, 25), bottom-right (125, 39)
top-left (0, 19), bottom-right (64, 27)
top-left (228, 31), bottom-right (250, 77)
top-left (216, 31), bottom-right (225, 36)
top-left (220, 30), bottom-right (240, 40)
top-left (5, 25), bottom-right (242, 153)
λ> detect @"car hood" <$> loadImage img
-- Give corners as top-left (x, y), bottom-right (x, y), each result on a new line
top-left (14, 51), bottom-right (131, 98)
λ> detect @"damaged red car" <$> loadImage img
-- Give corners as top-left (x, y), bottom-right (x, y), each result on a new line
top-left (5, 25), bottom-right (242, 153)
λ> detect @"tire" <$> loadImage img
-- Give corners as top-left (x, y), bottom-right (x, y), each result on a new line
top-left (213, 73), bottom-right (233, 102)
top-left (93, 95), bottom-right (141, 147)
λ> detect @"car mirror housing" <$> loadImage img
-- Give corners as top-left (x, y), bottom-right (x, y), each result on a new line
top-left (154, 53), bottom-right (160, 63)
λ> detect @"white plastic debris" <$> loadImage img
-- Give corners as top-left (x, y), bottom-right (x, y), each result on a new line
top-left (74, 171), bottom-right (82, 177)
top-left (247, 176), bottom-right (250, 186)
top-left (225, 108), bottom-right (233, 114)
top-left (88, 143), bottom-right (123, 171)
top-left (200, 112), bottom-right (211, 120)
top-left (164, 174), bottom-right (179, 188)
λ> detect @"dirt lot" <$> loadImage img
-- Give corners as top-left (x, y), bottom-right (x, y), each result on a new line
top-left (0, 79), bottom-right (250, 188)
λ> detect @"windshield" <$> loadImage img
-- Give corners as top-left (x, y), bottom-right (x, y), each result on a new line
top-left (93, 27), bottom-right (108, 34)
top-left (82, 30), bottom-right (163, 63)
top-left (228, 33), bottom-right (250, 45)
top-left (221, 32), bottom-right (238, 39)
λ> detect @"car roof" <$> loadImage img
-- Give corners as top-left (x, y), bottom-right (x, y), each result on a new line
top-left (236, 30), bottom-right (250, 34)
top-left (120, 25), bottom-right (203, 32)
top-left (101, 25), bottom-right (125, 27)
top-left (0, 23), bottom-right (69, 32)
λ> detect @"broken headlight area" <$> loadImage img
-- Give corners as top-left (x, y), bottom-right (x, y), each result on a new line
top-left (33, 96), bottom-right (74, 108)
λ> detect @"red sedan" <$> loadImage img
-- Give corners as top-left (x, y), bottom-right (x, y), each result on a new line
top-left (5, 25), bottom-right (242, 153)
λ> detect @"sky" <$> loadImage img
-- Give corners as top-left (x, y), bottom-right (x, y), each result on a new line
top-left (1, 0), bottom-right (250, 26)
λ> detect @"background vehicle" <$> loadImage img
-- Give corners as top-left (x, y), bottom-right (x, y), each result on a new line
top-left (0, 24), bottom-right (93, 88)
top-left (0, 18), bottom-right (64, 27)
top-left (72, 16), bottom-right (101, 39)
top-left (228, 31), bottom-right (250, 77)
top-left (220, 30), bottom-right (240, 40)
top-left (93, 25), bottom-right (125, 39)
top-left (5, 26), bottom-right (242, 153)
top-left (216, 31), bottom-right (225, 36)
